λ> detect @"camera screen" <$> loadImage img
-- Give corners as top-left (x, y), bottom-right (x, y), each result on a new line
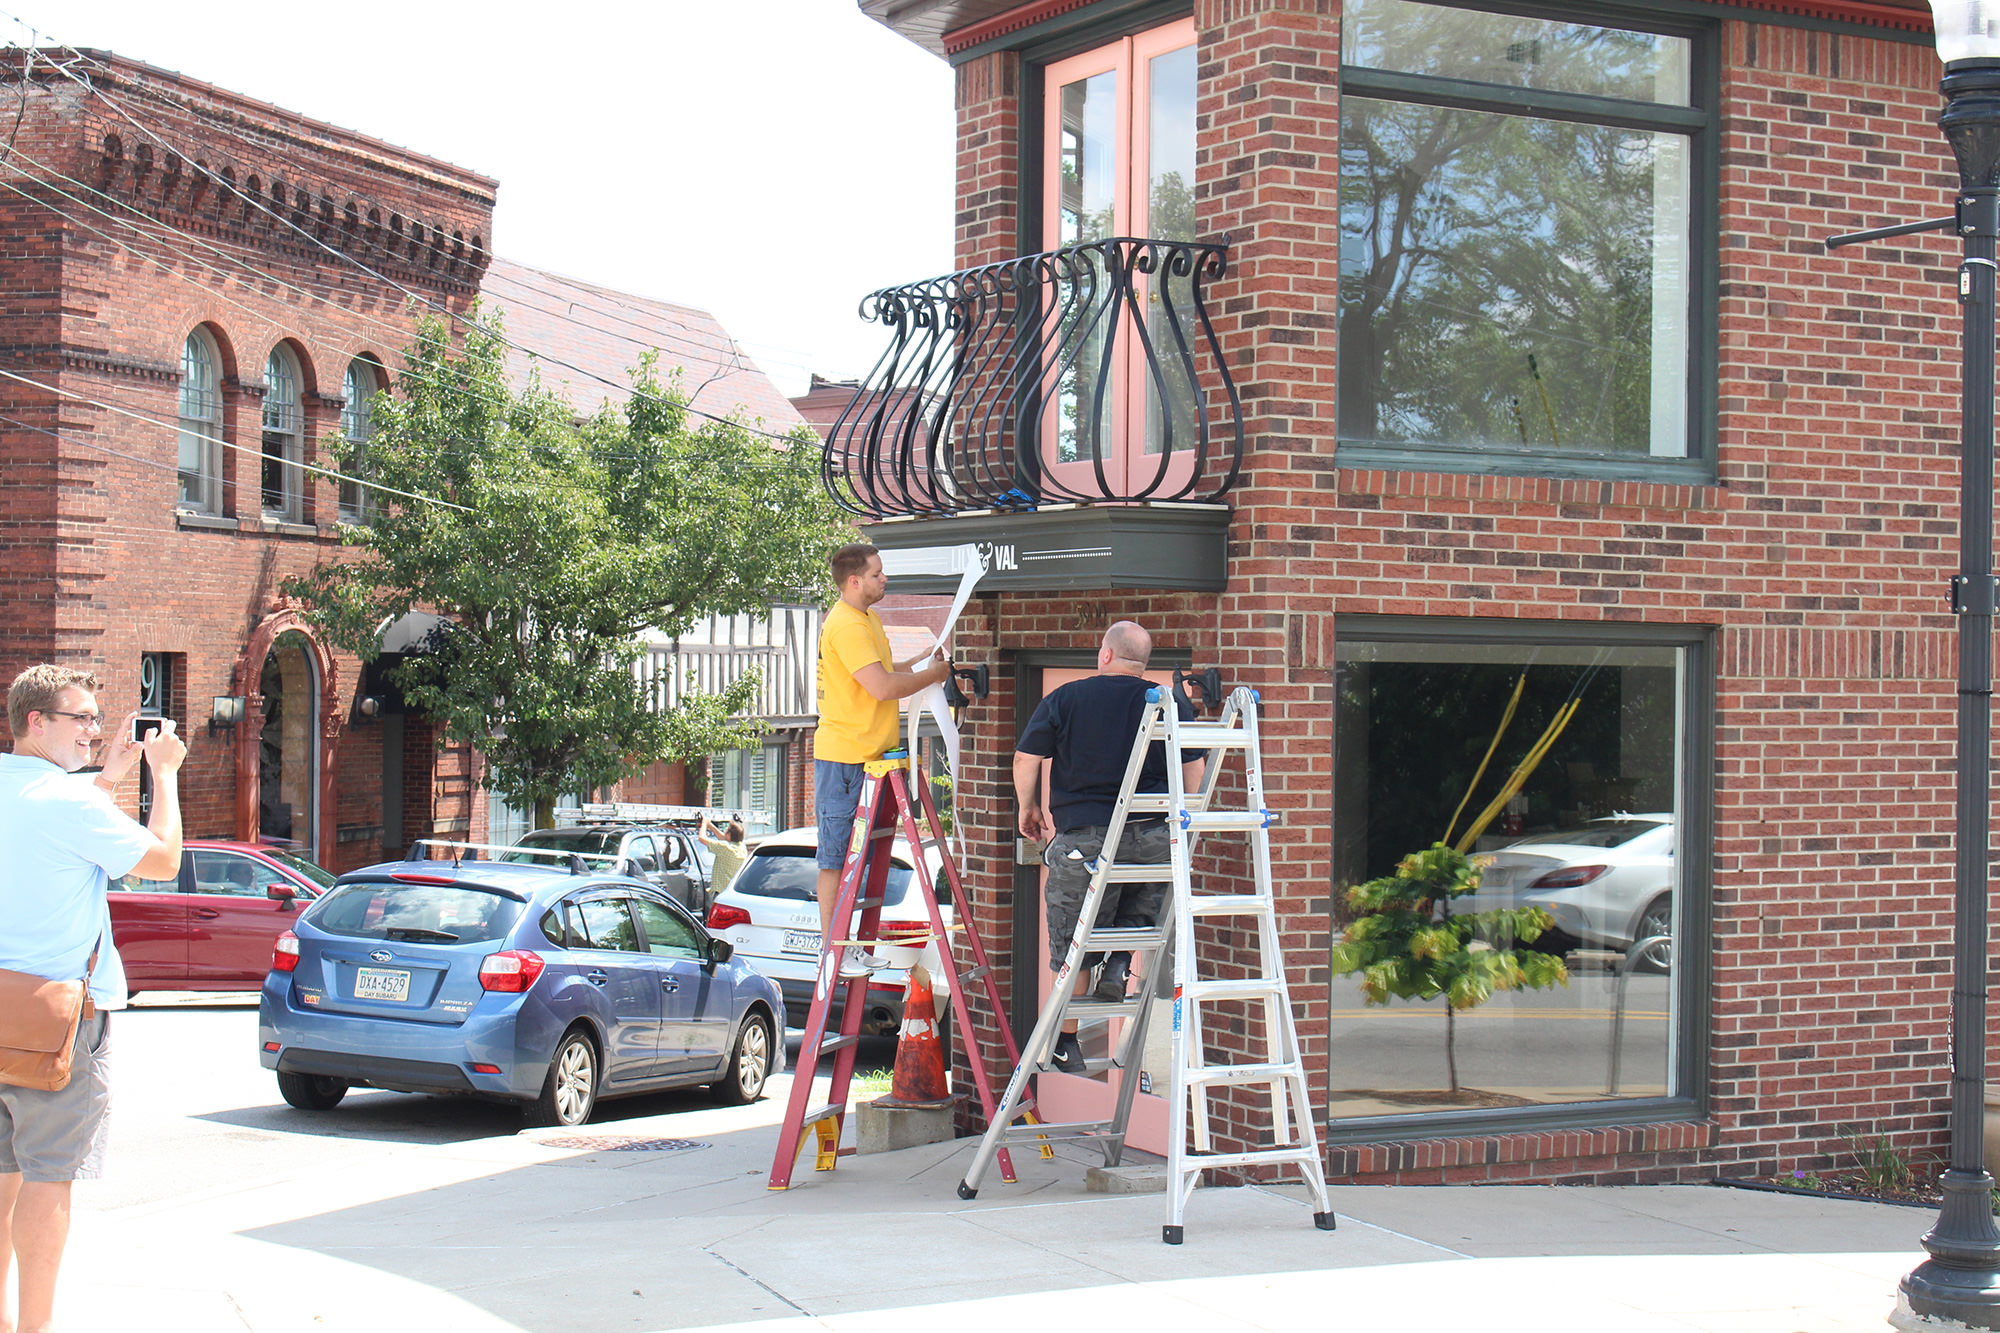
top-left (131, 717), bottom-right (164, 743)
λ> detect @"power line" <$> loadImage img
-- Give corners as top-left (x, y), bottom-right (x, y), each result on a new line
top-left (0, 136), bottom-right (776, 406)
top-left (0, 365), bottom-right (474, 511)
top-left (0, 152), bottom-right (817, 479)
top-left (0, 344), bottom-right (827, 512)
top-left (51, 49), bottom-right (812, 449)
top-left (0, 405), bottom-right (265, 505)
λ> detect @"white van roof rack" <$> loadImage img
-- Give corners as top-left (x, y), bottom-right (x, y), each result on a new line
top-left (406, 838), bottom-right (618, 875)
top-left (553, 802), bottom-right (773, 828)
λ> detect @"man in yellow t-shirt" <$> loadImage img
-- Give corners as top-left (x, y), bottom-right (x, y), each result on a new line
top-left (815, 542), bottom-right (950, 973)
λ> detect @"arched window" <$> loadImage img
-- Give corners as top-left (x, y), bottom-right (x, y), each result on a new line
top-left (261, 344), bottom-right (302, 521)
top-left (338, 357), bottom-right (380, 523)
top-left (177, 328), bottom-right (222, 514)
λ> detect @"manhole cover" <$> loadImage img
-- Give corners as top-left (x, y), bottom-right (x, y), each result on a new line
top-left (535, 1135), bottom-right (708, 1152)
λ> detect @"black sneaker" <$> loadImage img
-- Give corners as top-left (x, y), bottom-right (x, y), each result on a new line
top-left (1093, 954), bottom-right (1131, 1004)
top-left (1051, 1032), bottom-right (1086, 1074)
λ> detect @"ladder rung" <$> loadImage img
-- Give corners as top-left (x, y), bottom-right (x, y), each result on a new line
top-left (1083, 927), bottom-right (1167, 951)
top-left (958, 963), bottom-right (991, 983)
top-left (1096, 863), bottom-right (1172, 884)
top-left (817, 1034), bottom-right (862, 1053)
top-left (799, 1104), bottom-right (846, 1128)
top-left (1179, 810), bottom-right (1277, 831)
top-left (1171, 1147), bottom-right (1322, 1172)
top-left (1185, 978), bottom-right (1286, 1002)
top-left (1187, 894), bottom-right (1273, 916)
top-left (997, 1119), bottom-right (1123, 1142)
top-left (1167, 724), bottom-right (1251, 748)
top-left (1184, 1062), bottom-right (1304, 1086)
top-left (1066, 997), bottom-right (1145, 1020)
top-left (1124, 794), bottom-right (1174, 812)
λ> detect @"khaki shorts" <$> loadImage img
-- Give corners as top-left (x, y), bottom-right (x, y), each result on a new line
top-left (0, 1011), bottom-right (111, 1183)
top-left (1043, 821), bottom-right (1171, 970)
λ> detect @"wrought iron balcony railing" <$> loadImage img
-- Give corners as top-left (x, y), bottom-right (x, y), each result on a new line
top-left (822, 236), bottom-right (1245, 520)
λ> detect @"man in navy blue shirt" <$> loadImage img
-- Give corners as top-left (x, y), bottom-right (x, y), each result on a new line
top-left (1013, 621), bottom-right (1202, 1073)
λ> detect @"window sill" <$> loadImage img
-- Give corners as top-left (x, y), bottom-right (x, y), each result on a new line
top-left (1323, 1115), bottom-right (1718, 1186)
top-left (1336, 441), bottom-right (1718, 489)
top-left (177, 512), bottom-right (330, 538)
top-left (1336, 447), bottom-right (1724, 512)
top-left (1325, 1094), bottom-right (1704, 1147)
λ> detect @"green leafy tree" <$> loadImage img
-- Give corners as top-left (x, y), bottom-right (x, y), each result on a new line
top-left (1329, 843), bottom-right (1570, 1092)
top-left (286, 311), bottom-right (847, 827)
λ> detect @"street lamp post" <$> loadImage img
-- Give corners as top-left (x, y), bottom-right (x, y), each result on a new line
top-left (1833, 2), bottom-right (2000, 1325)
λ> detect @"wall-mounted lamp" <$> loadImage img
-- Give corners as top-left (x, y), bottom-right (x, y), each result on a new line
top-left (355, 694), bottom-right (384, 723)
top-left (209, 695), bottom-right (245, 737)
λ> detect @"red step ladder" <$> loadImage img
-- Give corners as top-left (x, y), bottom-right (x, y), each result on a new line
top-left (768, 750), bottom-right (1035, 1189)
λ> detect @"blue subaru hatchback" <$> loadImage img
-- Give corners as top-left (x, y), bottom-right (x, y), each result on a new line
top-left (258, 851), bottom-right (785, 1126)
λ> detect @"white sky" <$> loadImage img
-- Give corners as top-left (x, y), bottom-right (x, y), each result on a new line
top-left (29, 1), bottom-right (956, 398)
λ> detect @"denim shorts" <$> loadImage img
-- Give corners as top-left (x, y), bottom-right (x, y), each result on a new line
top-left (814, 759), bottom-right (867, 870)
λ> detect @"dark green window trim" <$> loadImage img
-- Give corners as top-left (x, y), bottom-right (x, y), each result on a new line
top-left (1326, 614), bottom-right (1714, 1146)
top-left (1339, 67), bottom-right (1713, 134)
top-left (1337, 1), bottom-right (1722, 480)
top-left (1359, 0), bottom-right (1930, 46)
top-left (954, 0), bottom-right (1931, 65)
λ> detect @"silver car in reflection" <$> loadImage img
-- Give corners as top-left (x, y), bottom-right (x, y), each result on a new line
top-left (1465, 814), bottom-right (1675, 971)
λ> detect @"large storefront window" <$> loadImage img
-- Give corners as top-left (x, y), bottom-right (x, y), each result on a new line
top-left (1338, 0), bottom-right (1708, 467)
top-left (1333, 625), bottom-right (1699, 1125)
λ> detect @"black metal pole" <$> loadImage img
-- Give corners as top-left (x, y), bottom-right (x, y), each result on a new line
top-left (1903, 57), bottom-right (2000, 1329)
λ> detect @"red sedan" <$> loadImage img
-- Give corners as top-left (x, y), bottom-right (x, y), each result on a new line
top-left (111, 840), bottom-right (336, 993)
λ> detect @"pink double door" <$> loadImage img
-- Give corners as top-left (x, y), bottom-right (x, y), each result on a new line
top-left (1028, 666), bottom-right (1178, 1154)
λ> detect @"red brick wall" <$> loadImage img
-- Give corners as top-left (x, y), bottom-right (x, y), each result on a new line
top-left (925, 1), bottom-right (1975, 1186)
top-left (0, 52), bottom-right (493, 874)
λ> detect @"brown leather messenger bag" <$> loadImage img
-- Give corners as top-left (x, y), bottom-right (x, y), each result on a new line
top-left (0, 939), bottom-right (99, 1092)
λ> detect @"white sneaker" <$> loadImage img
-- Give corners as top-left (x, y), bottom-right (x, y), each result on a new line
top-left (837, 947), bottom-right (888, 979)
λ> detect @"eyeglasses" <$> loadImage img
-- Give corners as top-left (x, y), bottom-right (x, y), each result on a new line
top-left (42, 710), bottom-right (104, 729)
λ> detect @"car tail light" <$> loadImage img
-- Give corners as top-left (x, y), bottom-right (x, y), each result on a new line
top-left (273, 931), bottom-right (300, 972)
top-left (706, 903), bottom-right (751, 931)
top-left (391, 872), bottom-right (458, 885)
top-left (479, 950), bottom-right (545, 992)
top-left (1529, 864), bottom-right (1609, 890)
top-left (469, 1062), bottom-right (502, 1075)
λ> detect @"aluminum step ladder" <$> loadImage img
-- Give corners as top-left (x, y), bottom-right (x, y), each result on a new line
top-left (955, 685), bottom-right (1336, 1244)
top-left (768, 750), bottom-right (1026, 1189)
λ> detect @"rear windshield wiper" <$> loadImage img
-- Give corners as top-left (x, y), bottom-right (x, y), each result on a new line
top-left (383, 927), bottom-right (459, 943)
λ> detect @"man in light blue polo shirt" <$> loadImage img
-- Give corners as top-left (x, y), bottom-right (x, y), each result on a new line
top-left (0, 664), bottom-right (184, 1333)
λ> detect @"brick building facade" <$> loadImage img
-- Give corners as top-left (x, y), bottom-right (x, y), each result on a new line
top-left (0, 50), bottom-right (497, 869)
top-left (845, 0), bottom-right (1980, 1187)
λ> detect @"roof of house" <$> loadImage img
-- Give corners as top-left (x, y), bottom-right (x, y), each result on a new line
top-left (480, 257), bottom-right (805, 431)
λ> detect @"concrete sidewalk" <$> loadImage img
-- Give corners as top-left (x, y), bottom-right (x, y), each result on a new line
top-left (66, 1069), bottom-right (1934, 1333)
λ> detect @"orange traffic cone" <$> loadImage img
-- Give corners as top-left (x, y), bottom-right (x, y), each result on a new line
top-left (875, 963), bottom-right (953, 1108)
